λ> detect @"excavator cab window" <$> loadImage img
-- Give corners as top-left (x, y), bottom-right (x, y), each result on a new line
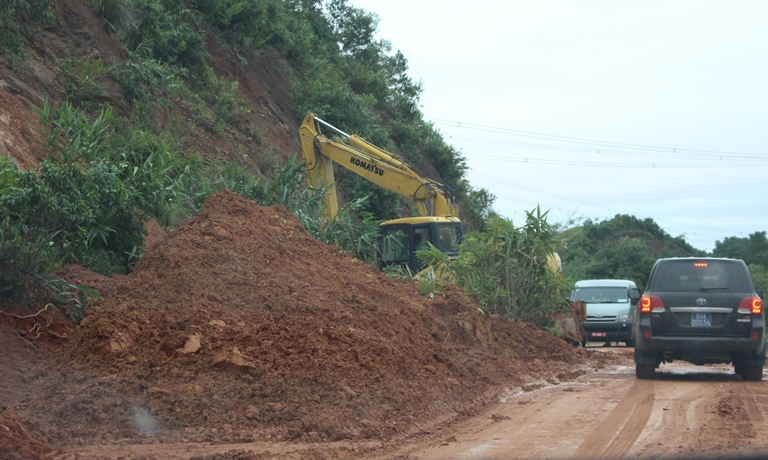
top-left (413, 228), bottom-right (431, 252)
top-left (380, 225), bottom-right (432, 273)
top-left (380, 229), bottom-right (409, 264)
top-left (436, 224), bottom-right (461, 254)
top-left (380, 222), bottom-right (463, 273)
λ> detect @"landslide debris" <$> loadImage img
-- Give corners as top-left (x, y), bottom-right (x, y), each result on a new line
top-left (4, 190), bottom-right (590, 450)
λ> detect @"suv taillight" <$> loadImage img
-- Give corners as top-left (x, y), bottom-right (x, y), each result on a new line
top-left (737, 297), bottom-right (763, 315)
top-left (640, 295), bottom-right (664, 314)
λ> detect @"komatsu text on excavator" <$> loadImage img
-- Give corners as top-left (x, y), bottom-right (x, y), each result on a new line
top-left (299, 113), bottom-right (463, 273)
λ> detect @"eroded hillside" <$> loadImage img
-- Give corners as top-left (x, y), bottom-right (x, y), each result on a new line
top-left (0, 0), bottom-right (298, 173)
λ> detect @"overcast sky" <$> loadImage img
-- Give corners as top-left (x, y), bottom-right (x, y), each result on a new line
top-left (349, 0), bottom-right (768, 252)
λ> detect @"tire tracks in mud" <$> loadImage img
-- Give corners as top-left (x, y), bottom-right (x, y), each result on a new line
top-left (382, 360), bottom-right (768, 460)
top-left (572, 379), bottom-right (654, 459)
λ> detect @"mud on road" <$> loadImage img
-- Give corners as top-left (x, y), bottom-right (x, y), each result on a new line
top-left (386, 345), bottom-right (768, 460)
top-left (53, 346), bottom-right (768, 459)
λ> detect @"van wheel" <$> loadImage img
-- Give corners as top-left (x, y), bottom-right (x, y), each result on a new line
top-left (636, 363), bottom-right (655, 379)
top-left (625, 340), bottom-right (634, 347)
top-left (743, 365), bottom-right (764, 381)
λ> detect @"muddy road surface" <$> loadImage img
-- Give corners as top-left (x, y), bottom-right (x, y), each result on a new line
top-left (57, 345), bottom-right (768, 460)
top-left (384, 345), bottom-right (768, 460)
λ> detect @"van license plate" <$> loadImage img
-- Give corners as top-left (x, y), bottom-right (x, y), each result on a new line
top-left (591, 332), bottom-right (607, 337)
top-left (691, 313), bottom-right (712, 327)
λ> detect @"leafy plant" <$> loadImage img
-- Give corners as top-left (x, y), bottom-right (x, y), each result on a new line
top-left (0, 217), bottom-right (59, 303)
top-left (38, 275), bottom-right (102, 322)
top-left (88, 0), bottom-right (141, 39)
top-left (106, 125), bottom-right (205, 227)
top-left (56, 56), bottom-right (110, 105)
top-left (37, 100), bottom-right (113, 164)
top-left (201, 74), bottom-right (245, 131)
top-left (110, 45), bottom-right (186, 106)
top-left (447, 208), bottom-right (568, 327)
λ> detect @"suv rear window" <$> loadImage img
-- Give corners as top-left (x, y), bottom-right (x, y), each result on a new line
top-left (652, 259), bottom-right (752, 293)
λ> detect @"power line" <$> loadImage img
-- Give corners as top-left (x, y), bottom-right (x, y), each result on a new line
top-left (445, 132), bottom-right (768, 163)
top-left (465, 154), bottom-right (764, 169)
top-left (472, 173), bottom-right (754, 246)
top-left (427, 117), bottom-right (768, 160)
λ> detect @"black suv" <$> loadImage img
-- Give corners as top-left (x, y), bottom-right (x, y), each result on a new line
top-left (632, 257), bottom-right (765, 380)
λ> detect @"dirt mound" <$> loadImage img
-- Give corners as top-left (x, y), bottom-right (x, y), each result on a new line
top-left (0, 408), bottom-right (58, 459)
top-left (0, 190), bottom-right (579, 448)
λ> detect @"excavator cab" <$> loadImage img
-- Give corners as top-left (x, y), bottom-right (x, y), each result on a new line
top-left (379, 216), bottom-right (463, 273)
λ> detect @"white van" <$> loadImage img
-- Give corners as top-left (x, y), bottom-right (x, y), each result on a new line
top-left (569, 279), bottom-right (639, 346)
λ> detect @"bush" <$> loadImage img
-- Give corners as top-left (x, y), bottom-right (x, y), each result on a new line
top-left (448, 208), bottom-right (568, 327)
top-left (110, 46), bottom-right (186, 106)
top-left (0, 159), bottom-right (107, 317)
top-left (121, 1), bottom-right (209, 84)
top-left (88, 0), bottom-right (142, 39)
top-left (0, 218), bottom-right (59, 303)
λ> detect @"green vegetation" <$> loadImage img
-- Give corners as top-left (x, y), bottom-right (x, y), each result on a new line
top-left (559, 214), bottom-right (702, 290)
top-left (713, 231), bottom-right (768, 292)
top-left (0, 0), bottom-right (55, 57)
top-left (2, 0), bottom-right (766, 333)
top-left (447, 208), bottom-right (569, 328)
top-left (0, 100), bottom-right (375, 317)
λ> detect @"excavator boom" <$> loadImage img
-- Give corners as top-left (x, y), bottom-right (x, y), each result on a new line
top-left (299, 113), bottom-right (462, 273)
top-left (300, 113), bottom-right (459, 220)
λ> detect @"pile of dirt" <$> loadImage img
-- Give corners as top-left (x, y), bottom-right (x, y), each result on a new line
top-left (0, 408), bottom-right (58, 460)
top-left (0, 190), bottom-right (595, 452)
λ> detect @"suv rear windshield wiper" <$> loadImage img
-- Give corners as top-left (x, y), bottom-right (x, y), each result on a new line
top-left (699, 287), bottom-right (730, 292)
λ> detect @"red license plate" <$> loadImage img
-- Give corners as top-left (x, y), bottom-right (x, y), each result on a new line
top-left (591, 332), bottom-right (607, 337)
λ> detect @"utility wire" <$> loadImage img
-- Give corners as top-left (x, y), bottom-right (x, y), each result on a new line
top-left (428, 117), bottom-right (768, 159)
top-left (445, 132), bottom-right (768, 163)
top-left (471, 172), bottom-right (752, 241)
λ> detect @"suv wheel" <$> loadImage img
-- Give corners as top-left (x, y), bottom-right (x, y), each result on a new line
top-left (734, 360), bottom-right (745, 376)
top-left (742, 365), bottom-right (764, 381)
top-left (636, 363), bottom-right (655, 379)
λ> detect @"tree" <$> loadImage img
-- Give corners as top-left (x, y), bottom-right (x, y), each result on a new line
top-left (560, 214), bottom-right (700, 288)
top-left (582, 237), bottom-right (657, 290)
top-left (713, 231), bottom-right (768, 268)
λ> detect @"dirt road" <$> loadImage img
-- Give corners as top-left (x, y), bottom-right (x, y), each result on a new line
top-left (58, 345), bottom-right (768, 460)
top-left (384, 346), bottom-right (768, 460)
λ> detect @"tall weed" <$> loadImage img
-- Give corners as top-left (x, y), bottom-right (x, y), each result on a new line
top-left (449, 208), bottom-right (568, 327)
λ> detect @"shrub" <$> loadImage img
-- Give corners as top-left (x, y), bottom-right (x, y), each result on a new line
top-left (448, 208), bottom-right (568, 327)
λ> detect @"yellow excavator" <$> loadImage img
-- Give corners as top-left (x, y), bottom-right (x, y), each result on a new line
top-left (299, 113), bottom-right (463, 273)
top-left (299, 113), bottom-right (579, 340)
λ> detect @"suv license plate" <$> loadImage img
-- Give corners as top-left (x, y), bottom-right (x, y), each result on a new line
top-left (591, 332), bottom-right (607, 337)
top-left (691, 313), bottom-right (712, 327)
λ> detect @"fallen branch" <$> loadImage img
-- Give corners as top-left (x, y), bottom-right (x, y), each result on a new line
top-left (4, 304), bottom-right (70, 339)
top-left (1, 303), bottom-right (53, 319)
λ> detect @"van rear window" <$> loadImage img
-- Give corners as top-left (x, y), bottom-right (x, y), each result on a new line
top-left (571, 287), bottom-right (629, 303)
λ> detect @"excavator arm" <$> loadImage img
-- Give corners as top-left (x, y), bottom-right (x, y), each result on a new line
top-left (299, 113), bottom-right (459, 221)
